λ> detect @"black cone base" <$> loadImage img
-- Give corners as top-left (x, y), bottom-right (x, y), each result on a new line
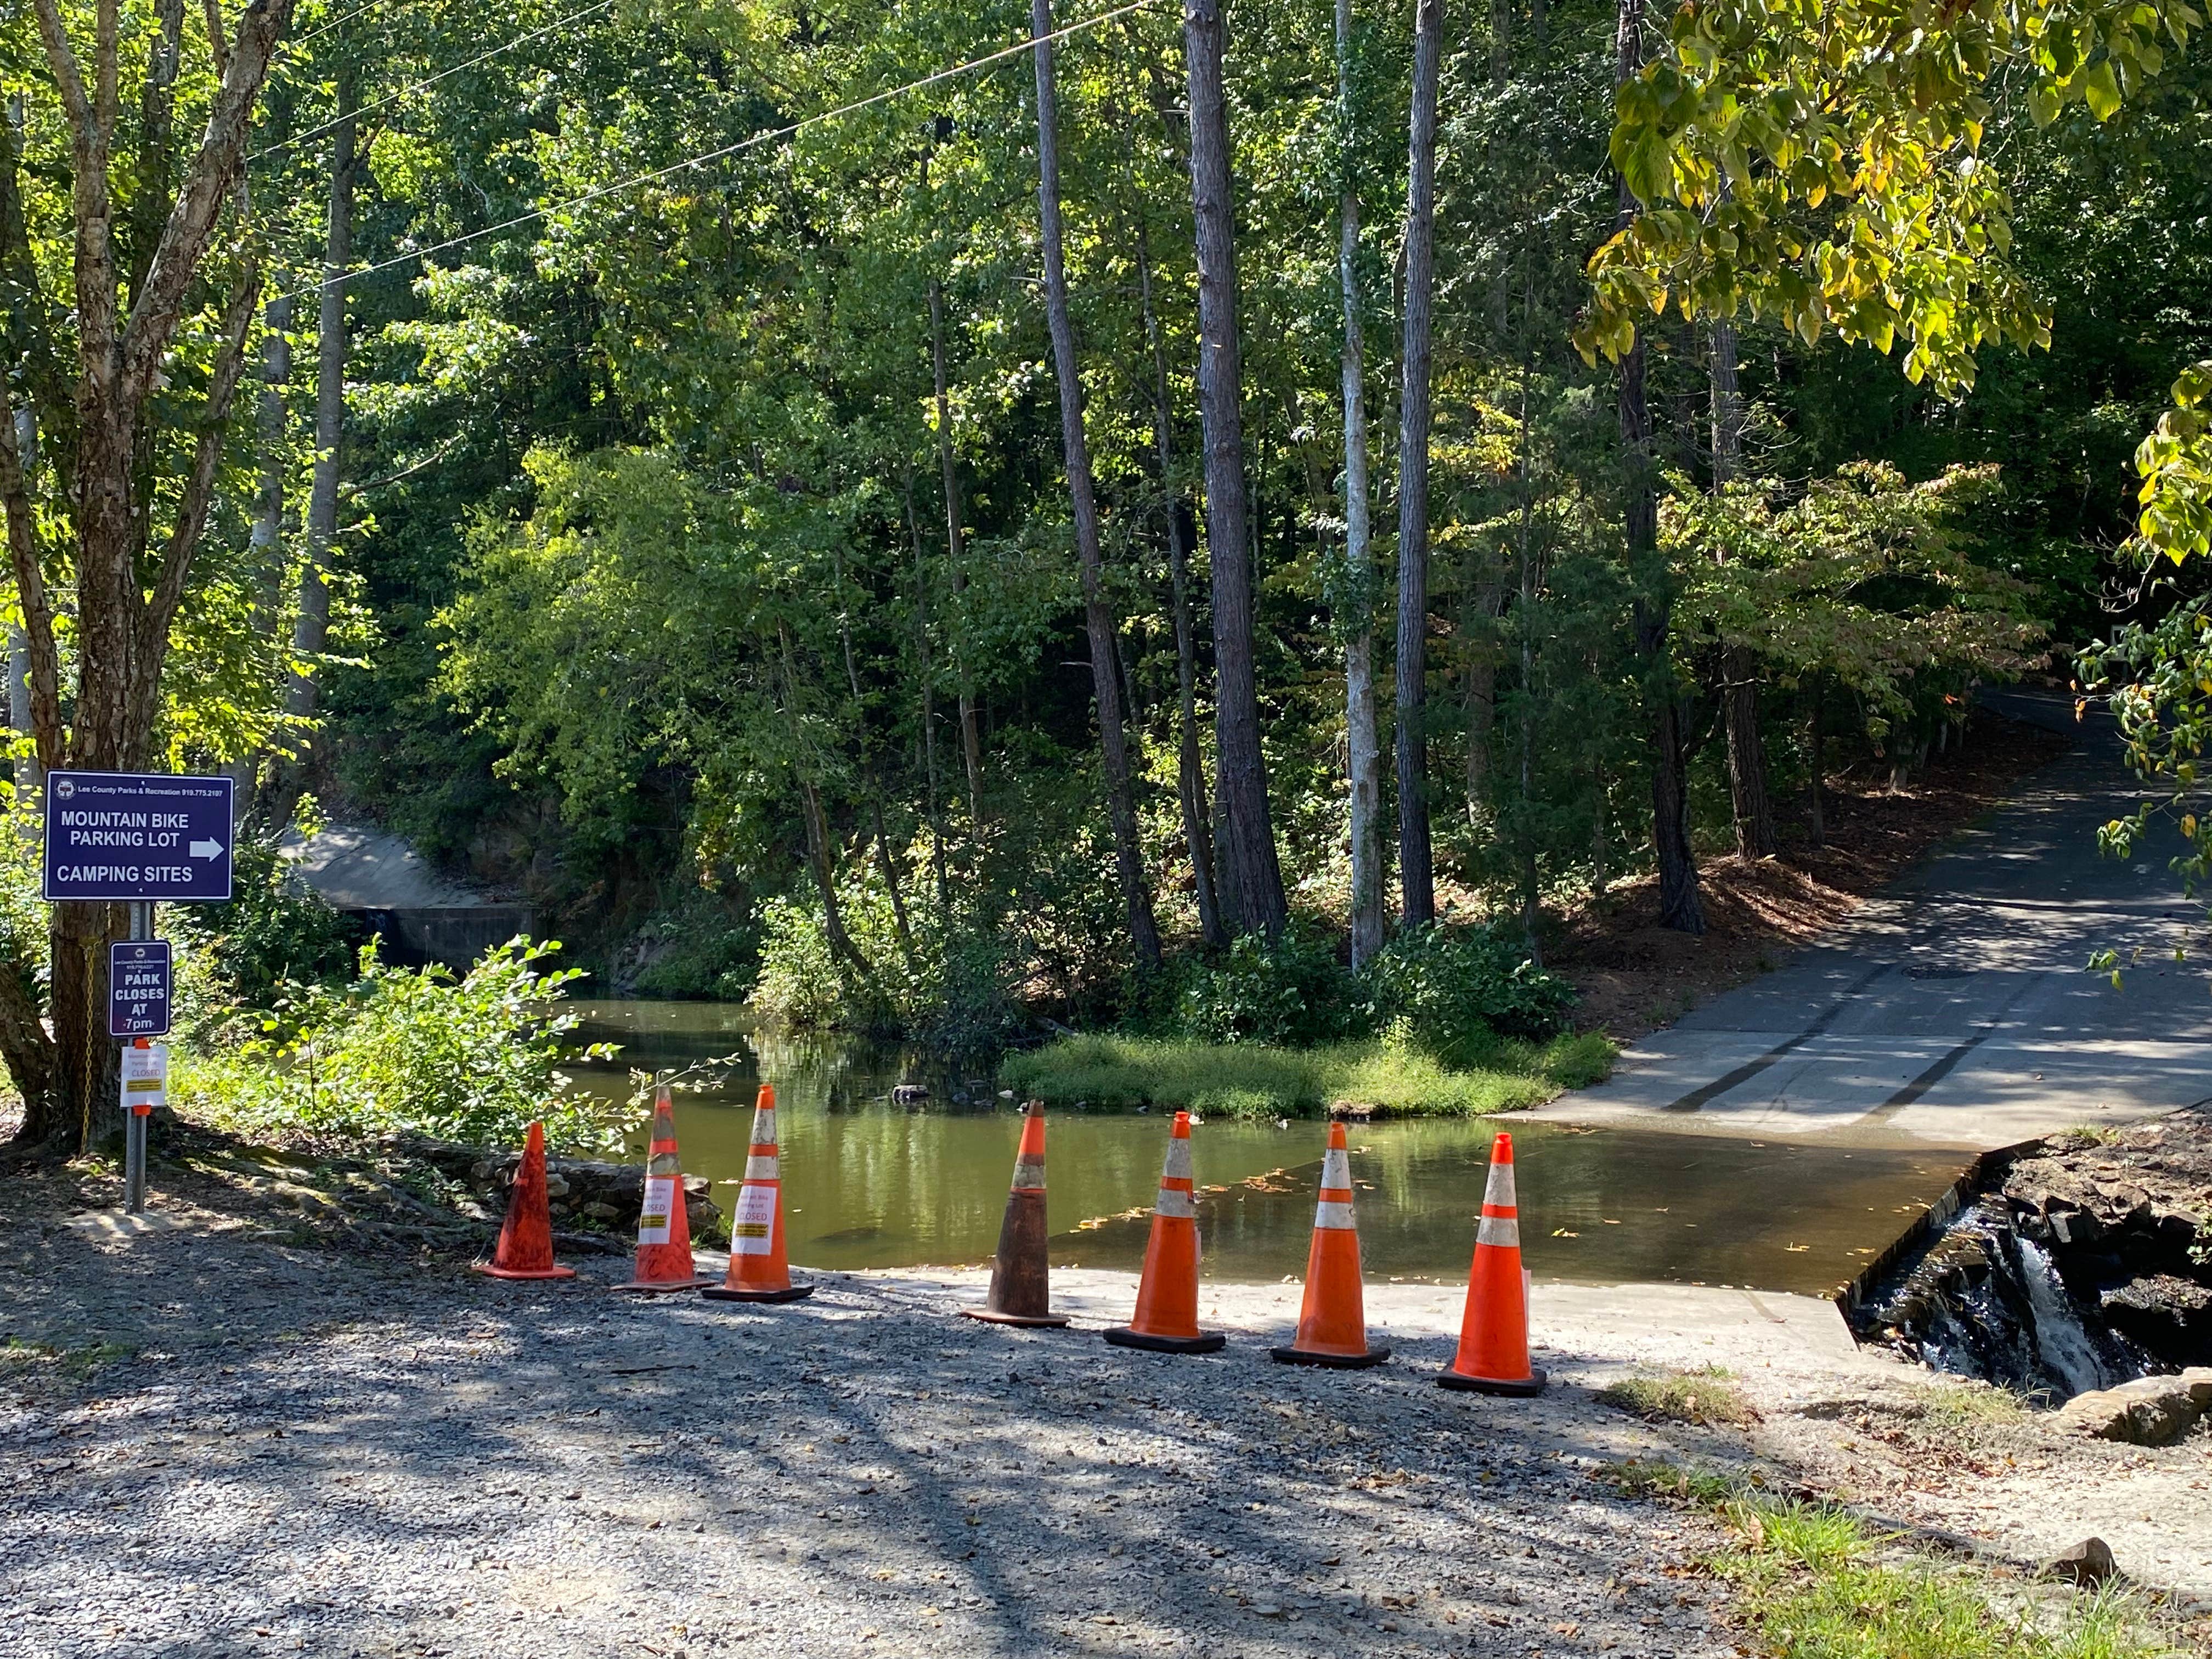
top-left (1103, 1327), bottom-right (1226, 1355)
top-left (1436, 1365), bottom-right (1547, 1396)
top-left (1271, 1344), bottom-right (1391, 1369)
top-left (701, 1282), bottom-right (816, 1304)
top-left (963, 1307), bottom-right (1071, 1327)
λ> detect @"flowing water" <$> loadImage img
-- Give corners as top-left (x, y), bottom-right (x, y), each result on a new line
top-left (571, 1001), bottom-right (1973, 1296)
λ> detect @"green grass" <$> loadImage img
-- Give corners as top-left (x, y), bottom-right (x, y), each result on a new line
top-left (0, 1336), bottom-right (137, 1381)
top-left (1715, 1502), bottom-right (2180, 1658)
top-left (1595, 1460), bottom-right (2184, 1659)
top-left (1598, 1365), bottom-right (1762, 1427)
top-left (997, 1029), bottom-right (1616, 1119)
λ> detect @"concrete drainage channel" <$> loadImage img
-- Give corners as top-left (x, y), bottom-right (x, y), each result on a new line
top-left (1847, 1105), bottom-right (2212, 1442)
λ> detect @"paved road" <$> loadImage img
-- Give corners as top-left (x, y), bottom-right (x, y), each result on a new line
top-left (1534, 692), bottom-right (2212, 1148)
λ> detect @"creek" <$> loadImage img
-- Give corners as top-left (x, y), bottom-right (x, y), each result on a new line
top-left (571, 1000), bottom-right (1975, 1296)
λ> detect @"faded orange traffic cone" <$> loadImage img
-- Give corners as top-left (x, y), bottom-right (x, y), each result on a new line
top-left (703, 1084), bottom-right (814, 1304)
top-left (472, 1120), bottom-right (576, 1282)
top-left (964, 1099), bottom-right (1068, 1328)
top-left (1437, 1131), bottom-right (1545, 1395)
top-left (1271, 1119), bottom-right (1388, 1367)
top-left (616, 1082), bottom-right (714, 1293)
top-left (1104, 1110), bottom-right (1224, 1355)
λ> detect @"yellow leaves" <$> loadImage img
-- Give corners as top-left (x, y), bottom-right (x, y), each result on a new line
top-left (2083, 59), bottom-right (2123, 117)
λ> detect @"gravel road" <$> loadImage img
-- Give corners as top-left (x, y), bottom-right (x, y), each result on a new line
top-left (3, 1204), bottom-right (1740, 1659)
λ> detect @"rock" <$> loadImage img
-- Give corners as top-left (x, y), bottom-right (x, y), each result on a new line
top-left (582, 1201), bottom-right (621, 1221)
top-left (541, 1173), bottom-right (570, 1198)
top-left (2053, 1375), bottom-right (2203, 1445)
top-left (891, 1084), bottom-right (929, 1105)
top-left (2041, 1537), bottom-right (2117, 1588)
top-left (2183, 1367), bottom-right (2212, 1410)
top-left (2100, 1274), bottom-right (2212, 1359)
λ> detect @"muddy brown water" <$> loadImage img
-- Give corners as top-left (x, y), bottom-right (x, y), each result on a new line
top-left (573, 1001), bottom-right (1971, 1296)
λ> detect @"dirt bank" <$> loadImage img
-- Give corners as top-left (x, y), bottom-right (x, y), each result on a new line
top-left (1548, 706), bottom-right (2073, 1041)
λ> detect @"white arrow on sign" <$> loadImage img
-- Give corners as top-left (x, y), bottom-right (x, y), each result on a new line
top-left (189, 838), bottom-right (224, 860)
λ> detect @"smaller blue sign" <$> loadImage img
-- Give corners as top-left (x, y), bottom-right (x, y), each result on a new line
top-left (108, 940), bottom-right (173, 1039)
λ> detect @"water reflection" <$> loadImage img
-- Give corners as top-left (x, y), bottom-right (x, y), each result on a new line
top-left (569, 1001), bottom-right (1971, 1296)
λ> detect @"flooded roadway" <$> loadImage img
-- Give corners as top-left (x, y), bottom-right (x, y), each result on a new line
top-left (573, 1001), bottom-right (1971, 1297)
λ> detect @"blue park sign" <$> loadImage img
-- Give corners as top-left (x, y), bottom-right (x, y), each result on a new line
top-left (109, 940), bottom-right (173, 1039)
top-left (42, 771), bottom-right (235, 903)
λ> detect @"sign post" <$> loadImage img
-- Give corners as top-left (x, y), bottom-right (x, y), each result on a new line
top-left (120, 1038), bottom-right (167, 1213)
top-left (41, 771), bottom-right (232, 1216)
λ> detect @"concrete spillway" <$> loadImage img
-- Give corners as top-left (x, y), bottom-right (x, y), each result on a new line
top-left (280, 822), bottom-right (534, 969)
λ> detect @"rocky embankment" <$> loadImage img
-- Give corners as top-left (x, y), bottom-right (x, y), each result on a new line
top-left (389, 1130), bottom-right (722, 1247)
top-left (1858, 1106), bottom-right (2211, 1424)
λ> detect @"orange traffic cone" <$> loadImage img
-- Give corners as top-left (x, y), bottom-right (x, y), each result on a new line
top-left (1271, 1119), bottom-right (1388, 1367)
top-left (964, 1099), bottom-right (1068, 1327)
top-left (1437, 1131), bottom-right (1545, 1395)
top-left (616, 1082), bottom-right (714, 1293)
top-left (703, 1084), bottom-right (814, 1304)
top-left (472, 1120), bottom-right (576, 1282)
top-left (1104, 1110), bottom-right (1224, 1354)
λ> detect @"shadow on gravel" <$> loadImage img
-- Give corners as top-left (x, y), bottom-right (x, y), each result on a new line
top-left (2, 1251), bottom-right (1726, 1659)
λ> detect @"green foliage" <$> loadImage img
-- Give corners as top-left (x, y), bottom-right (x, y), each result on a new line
top-left (2132, 359), bottom-right (2212, 563)
top-left (178, 939), bottom-right (619, 1152)
top-left (1363, 922), bottom-right (1578, 1052)
top-left (171, 838), bottom-right (366, 1018)
top-left (996, 1029), bottom-right (1586, 1119)
top-left (1583, 0), bottom-right (2200, 394)
top-left (2077, 597), bottom-right (2212, 898)
top-left (1169, 927), bottom-right (1364, 1047)
top-left (1668, 463), bottom-right (2048, 746)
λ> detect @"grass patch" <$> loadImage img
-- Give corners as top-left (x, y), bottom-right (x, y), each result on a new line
top-left (0, 1336), bottom-right (137, 1381)
top-left (1594, 1459), bottom-right (2185, 1659)
top-left (1908, 1379), bottom-right (2037, 1431)
top-left (2056, 1121), bottom-right (2126, 1148)
top-left (1598, 1366), bottom-right (1762, 1427)
top-left (1715, 1502), bottom-right (2180, 1658)
top-left (997, 1030), bottom-right (1616, 1119)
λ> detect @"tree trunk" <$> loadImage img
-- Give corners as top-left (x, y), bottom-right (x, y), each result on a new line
top-left (1807, 681), bottom-right (1826, 847)
top-left (9, 408), bottom-right (40, 805)
top-left (1711, 314), bottom-right (1775, 858)
top-left (1033, 0), bottom-right (1163, 970)
top-left (927, 280), bottom-right (986, 832)
top-left (1182, 0), bottom-right (1286, 939)
top-left (1393, 0), bottom-right (1443, 928)
top-left (8, 0), bottom-right (295, 1149)
top-left (1132, 211), bottom-right (1222, 949)
top-left (1336, 0), bottom-right (1384, 970)
top-left (275, 88), bottom-right (353, 821)
top-left (830, 543), bottom-right (911, 954)
top-left (230, 284), bottom-right (292, 810)
top-left (1616, 0), bottom-right (1702, 934)
top-left (902, 477), bottom-right (952, 912)
top-left (1463, 556), bottom-right (1500, 819)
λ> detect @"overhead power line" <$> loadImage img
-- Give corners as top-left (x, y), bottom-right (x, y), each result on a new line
top-left (275, 0), bottom-right (1167, 303)
top-left (254, 0), bottom-right (618, 165)
top-left (285, 0), bottom-right (398, 52)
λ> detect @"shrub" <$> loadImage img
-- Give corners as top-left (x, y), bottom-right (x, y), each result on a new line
top-left (1172, 926), bottom-right (1362, 1047)
top-left (172, 836), bottom-right (365, 1019)
top-left (178, 938), bottom-right (619, 1152)
top-left (750, 883), bottom-right (1025, 1061)
top-left (1359, 922), bottom-right (1576, 1056)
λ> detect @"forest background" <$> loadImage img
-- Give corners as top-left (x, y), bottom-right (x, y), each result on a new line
top-left (4, 0), bottom-right (2211, 1153)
